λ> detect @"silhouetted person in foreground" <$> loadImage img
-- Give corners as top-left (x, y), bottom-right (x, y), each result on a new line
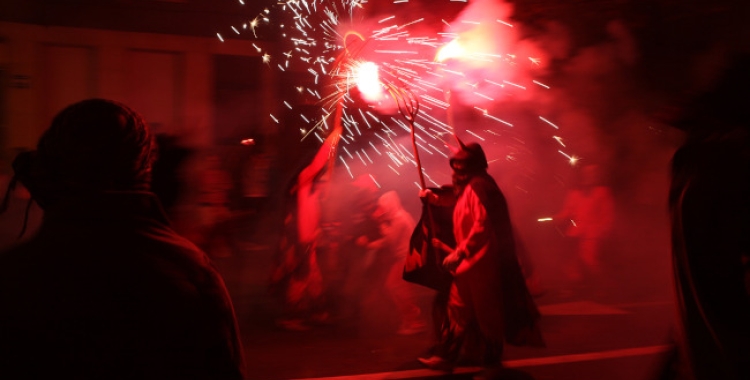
top-left (0, 99), bottom-right (246, 379)
top-left (417, 141), bottom-right (544, 379)
top-left (659, 55), bottom-right (750, 380)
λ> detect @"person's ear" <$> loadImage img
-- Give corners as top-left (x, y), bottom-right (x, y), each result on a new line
top-left (11, 151), bottom-right (36, 190)
top-left (11, 151), bottom-right (49, 207)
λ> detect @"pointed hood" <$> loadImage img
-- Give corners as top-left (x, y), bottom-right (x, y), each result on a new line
top-left (449, 139), bottom-right (488, 172)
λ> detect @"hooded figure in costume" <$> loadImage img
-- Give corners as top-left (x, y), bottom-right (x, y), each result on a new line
top-left (418, 141), bottom-right (544, 373)
top-left (658, 54), bottom-right (750, 380)
top-left (0, 99), bottom-right (245, 379)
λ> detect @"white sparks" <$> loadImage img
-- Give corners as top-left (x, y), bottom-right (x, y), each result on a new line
top-left (497, 19), bottom-right (514, 27)
top-left (503, 80), bottom-right (526, 90)
top-left (558, 150), bottom-right (580, 165)
top-left (379, 15), bottom-right (396, 23)
top-left (388, 165), bottom-right (400, 175)
top-left (484, 113), bottom-right (514, 127)
top-left (230, 0), bottom-right (575, 188)
top-left (466, 129), bottom-right (485, 141)
top-left (340, 157), bottom-right (353, 178)
top-left (369, 174), bottom-right (381, 188)
top-left (540, 116), bottom-right (560, 129)
top-left (473, 92), bottom-right (494, 101)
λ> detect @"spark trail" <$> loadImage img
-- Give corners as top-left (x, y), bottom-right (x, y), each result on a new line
top-left (221, 0), bottom-right (578, 184)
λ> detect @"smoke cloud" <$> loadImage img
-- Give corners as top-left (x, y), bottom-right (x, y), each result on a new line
top-left (340, 0), bottom-right (700, 303)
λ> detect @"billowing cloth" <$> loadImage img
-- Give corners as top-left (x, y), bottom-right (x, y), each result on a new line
top-left (404, 186), bottom-right (455, 293)
top-left (451, 173), bottom-right (544, 348)
top-left (0, 192), bottom-right (246, 379)
top-left (668, 127), bottom-right (750, 380)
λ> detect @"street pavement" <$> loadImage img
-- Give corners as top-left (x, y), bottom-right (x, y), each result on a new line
top-left (214, 226), bottom-right (677, 380)
top-left (0, 191), bottom-right (677, 380)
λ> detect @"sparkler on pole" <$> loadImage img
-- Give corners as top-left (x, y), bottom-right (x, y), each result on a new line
top-left (326, 94), bottom-right (345, 174)
top-left (385, 75), bottom-right (452, 294)
top-left (223, 0), bottom-right (580, 189)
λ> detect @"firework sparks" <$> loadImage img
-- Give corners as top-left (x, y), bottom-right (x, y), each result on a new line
top-left (558, 150), bottom-right (580, 166)
top-left (222, 0), bottom-right (578, 185)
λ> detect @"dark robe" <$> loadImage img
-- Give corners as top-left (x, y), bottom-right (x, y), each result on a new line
top-left (669, 127), bottom-right (750, 379)
top-left (404, 185), bottom-right (456, 293)
top-left (455, 173), bottom-right (544, 347)
top-left (0, 192), bottom-right (245, 379)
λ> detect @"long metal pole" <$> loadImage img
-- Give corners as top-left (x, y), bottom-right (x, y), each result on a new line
top-left (409, 118), bottom-right (427, 190)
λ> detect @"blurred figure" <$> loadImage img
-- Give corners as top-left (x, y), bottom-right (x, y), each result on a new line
top-left (195, 153), bottom-right (235, 258)
top-left (151, 133), bottom-right (193, 216)
top-left (357, 191), bottom-right (427, 335)
top-left (317, 173), bottom-right (381, 325)
top-left (553, 163), bottom-right (615, 289)
top-left (150, 134), bottom-right (196, 241)
top-left (417, 141), bottom-right (544, 377)
top-left (239, 145), bottom-right (272, 214)
top-left (239, 145), bottom-right (274, 248)
top-left (269, 127), bottom-right (340, 331)
top-left (657, 54), bottom-right (750, 380)
top-left (0, 99), bottom-right (245, 379)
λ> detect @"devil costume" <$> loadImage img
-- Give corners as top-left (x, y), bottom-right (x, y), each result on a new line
top-left (420, 142), bottom-right (543, 371)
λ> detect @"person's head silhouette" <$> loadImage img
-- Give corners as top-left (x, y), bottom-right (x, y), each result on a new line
top-left (12, 98), bottom-right (156, 209)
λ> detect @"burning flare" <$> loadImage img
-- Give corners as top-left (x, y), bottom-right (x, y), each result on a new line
top-left (354, 61), bottom-right (384, 102)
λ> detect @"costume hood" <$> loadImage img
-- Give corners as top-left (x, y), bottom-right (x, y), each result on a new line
top-left (449, 140), bottom-right (488, 172)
